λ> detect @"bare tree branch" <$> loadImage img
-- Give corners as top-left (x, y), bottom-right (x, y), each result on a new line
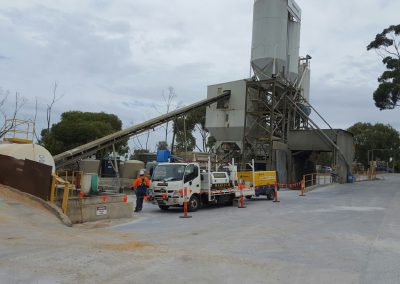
top-left (134, 135), bottom-right (143, 149)
top-left (0, 92), bottom-right (26, 138)
top-left (33, 97), bottom-right (41, 142)
top-left (382, 46), bottom-right (399, 58)
top-left (375, 49), bottom-right (386, 60)
top-left (145, 129), bottom-right (150, 150)
top-left (390, 32), bottom-right (400, 58)
top-left (0, 92), bottom-right (8, 108)
top-left (46, 81), bottom-right (64, 132)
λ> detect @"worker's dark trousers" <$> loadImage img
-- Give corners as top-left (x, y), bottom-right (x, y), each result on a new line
top-left (135, 194), bottom-right (144, 212)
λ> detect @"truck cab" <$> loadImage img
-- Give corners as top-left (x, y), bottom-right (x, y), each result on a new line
top-left (150, 163), bottom-right (202, 211)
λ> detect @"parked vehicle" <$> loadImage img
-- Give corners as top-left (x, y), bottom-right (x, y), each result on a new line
top-left (237, 170), bottom-right (277, 200)
top-left (322, 166), bottom-right (333, 173)
top-left (148, 162), bottom-right (254, 211)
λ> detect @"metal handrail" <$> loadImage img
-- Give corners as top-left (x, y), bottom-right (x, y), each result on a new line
top-left (303, 172), bottom-right (333, 190)
top-left (2, 118), bottom-right (35, 142)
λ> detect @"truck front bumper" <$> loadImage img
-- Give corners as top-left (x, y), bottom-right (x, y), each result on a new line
top-left (151, 195), bottom-right (183, 206)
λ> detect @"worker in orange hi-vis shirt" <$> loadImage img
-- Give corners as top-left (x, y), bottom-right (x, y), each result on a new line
top-left (131, 170), bottom-right (150, 212)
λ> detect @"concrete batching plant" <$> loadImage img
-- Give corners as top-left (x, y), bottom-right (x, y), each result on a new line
top-left (206, 0), bottom-right (353, 183)
top-left (45, 0), bottom-right (352, 184)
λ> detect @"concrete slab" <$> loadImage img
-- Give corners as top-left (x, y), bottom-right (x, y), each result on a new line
top-left (1, 174), bottom-right (400, 283)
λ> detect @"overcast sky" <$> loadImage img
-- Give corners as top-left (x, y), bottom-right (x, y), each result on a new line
top-left (1, 0), bottom-right (399, 151)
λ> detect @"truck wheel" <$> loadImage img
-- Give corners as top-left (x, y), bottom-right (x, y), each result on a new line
top-left (224, 195), bottom-right (234, 206)
top-left (245, 195), bottom-right (252, 200)
top-left (159, 205), bottom-right (170, 211)
top-left (267, 193), bottom-right (274, 200)
top-left (188, 195), bottom-right (200, 212)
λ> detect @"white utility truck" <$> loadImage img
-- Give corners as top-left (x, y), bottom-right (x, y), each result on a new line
top-left (149, 162), bottom-right (254, 211)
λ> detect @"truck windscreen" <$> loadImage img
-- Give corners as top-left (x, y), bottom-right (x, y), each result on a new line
top-left (152, 165), bottom-right (186, 181)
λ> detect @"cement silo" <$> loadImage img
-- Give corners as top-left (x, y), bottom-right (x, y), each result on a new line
top-left (251, 0), bottom-right (289, 80)
top-left (287, 19), bottom-right (301, 82)
top-left (299, 61), bottom-right (311, 102)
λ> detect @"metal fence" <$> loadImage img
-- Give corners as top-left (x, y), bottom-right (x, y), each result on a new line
top-left (0, 154), bottom-right (52, 200)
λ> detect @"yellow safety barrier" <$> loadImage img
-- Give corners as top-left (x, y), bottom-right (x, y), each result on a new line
top-left (50, 174), bottom-right (71, 214)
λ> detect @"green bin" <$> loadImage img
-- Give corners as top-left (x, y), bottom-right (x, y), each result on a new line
top-left (90, 174), bottom-right (99, 194)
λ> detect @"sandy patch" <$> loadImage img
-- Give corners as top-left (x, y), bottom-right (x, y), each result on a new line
top-left (0, 215), bottom-right (8, 223)
top-left (0, 185), bottom-right (50, 215)
top-left (101, 241), bottom-right (154, 251)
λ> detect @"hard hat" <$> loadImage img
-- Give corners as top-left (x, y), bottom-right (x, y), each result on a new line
top-left (139, 170), bottom-right (145, 176)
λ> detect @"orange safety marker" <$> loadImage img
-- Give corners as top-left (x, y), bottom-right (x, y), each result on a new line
top-left (299, 179), bottom-right (306, 197)
top-left (180, 187), bottom-right (192, 219)
top-left (123, 195), bottom-right (128, 203)
top-left (79, 191), bottom-right (85, 198)
top-left (238, 183), bottom-right (246, 208)
top-left (273, 182), bottom-right (280, 203)
top-left (101, 195), bottom-right (108, 202)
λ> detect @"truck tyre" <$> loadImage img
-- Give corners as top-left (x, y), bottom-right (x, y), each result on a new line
top-left (159, 205), bottom-right (170, 210)
top-left (188, 195), bottom-right (200, 212)
top-left (267, 193), bottom-right (273, 200)
top-left (224, 195), bottom-right (235, 206)
top-left (245, 195), bottom-right (252, 200)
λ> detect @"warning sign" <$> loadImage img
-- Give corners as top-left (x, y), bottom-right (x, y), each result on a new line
top-left (96, 205), bottom-right (107, 216)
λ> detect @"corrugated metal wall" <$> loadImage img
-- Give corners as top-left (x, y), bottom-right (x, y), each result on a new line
top-left (0, 154), bottom-right (52, 200)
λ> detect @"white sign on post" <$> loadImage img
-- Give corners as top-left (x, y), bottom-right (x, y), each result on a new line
top-left (96, 205), bottom-right (107, 216)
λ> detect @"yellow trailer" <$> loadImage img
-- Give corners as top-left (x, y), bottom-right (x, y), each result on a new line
top-left (237, 171), bottom-right (277, 186)
top-left (237, 171), bottom-right (277, 200)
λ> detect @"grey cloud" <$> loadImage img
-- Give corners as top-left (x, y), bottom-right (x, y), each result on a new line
top-left (1, 0), bottom-right (400, 143)
top-left (310, 80), bottom-right (400, 130)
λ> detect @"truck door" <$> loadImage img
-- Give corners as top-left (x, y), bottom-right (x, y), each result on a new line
top-left (184, 164), bottom-right (200, 193)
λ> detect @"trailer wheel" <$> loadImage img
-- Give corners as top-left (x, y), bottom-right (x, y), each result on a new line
top-left (188, 195), bottom-right (200, 212)
top-left (245, 195), bottom-right (252, 200)
top-left (159, 205), bottom-right (170, 211)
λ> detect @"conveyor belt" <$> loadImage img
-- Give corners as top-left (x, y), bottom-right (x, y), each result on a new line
top-left (54, 92), bottom-right (230, 169)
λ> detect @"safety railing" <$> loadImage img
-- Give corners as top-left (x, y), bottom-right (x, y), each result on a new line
top-left (56, 170), bottom-right (83, 196)
top-left (50, 174), bottom-right (71, 214)
top-left (303, 173), bottom-right (333, 190)
top-left (2, 118), bottom-right (35, 143)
